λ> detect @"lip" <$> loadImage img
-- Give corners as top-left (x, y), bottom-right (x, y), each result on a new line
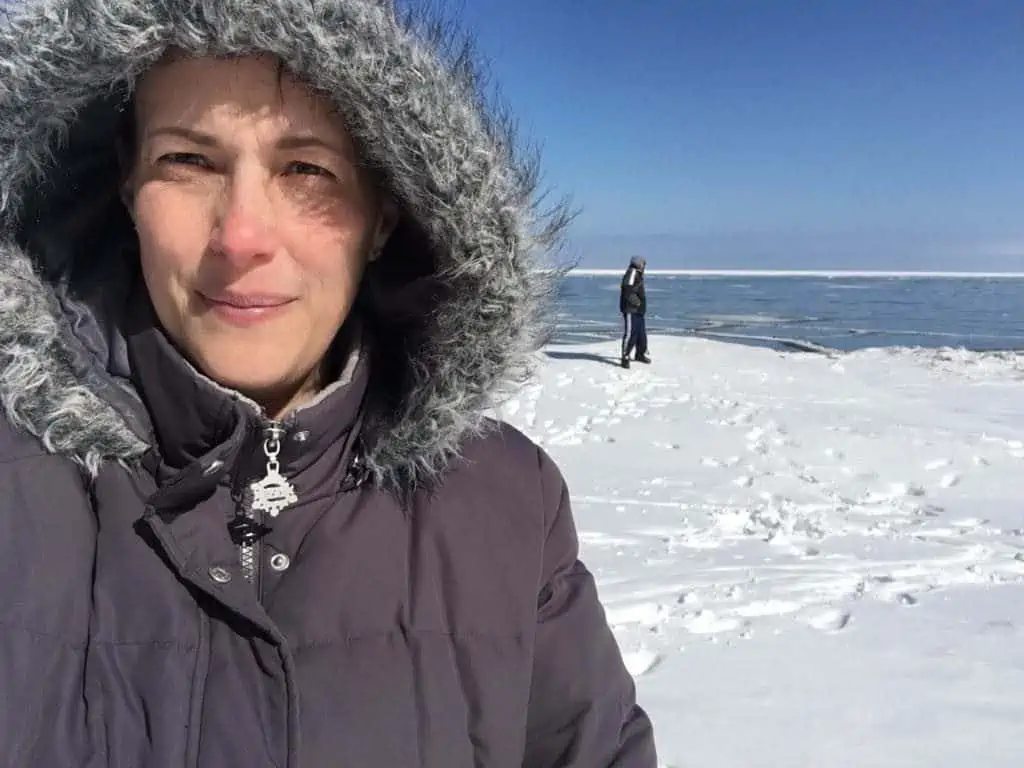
top-left (198, 291), bottom-right (296, 326)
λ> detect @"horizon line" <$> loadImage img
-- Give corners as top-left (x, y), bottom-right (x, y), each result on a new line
top-left (568, 268), bottom-right (1024, 278)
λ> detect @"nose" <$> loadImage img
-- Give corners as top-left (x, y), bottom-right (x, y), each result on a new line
top-left (209, 175), bottom-right (278, 267)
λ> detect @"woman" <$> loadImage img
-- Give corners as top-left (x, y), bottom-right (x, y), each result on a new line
top-left (0, 0), bottom-right (656, 766)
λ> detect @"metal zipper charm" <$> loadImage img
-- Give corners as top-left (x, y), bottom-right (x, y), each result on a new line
top-left (249, 424), bottom-right (298, 518)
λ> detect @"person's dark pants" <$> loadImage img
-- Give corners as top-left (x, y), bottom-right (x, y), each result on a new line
top-left (621, 312), bottom-right (647, 359)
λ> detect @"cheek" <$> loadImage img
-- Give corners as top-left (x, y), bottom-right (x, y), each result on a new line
top-left (297, 233), bottom-right (369, 309)
top-left (133, 187), bottom-right (209, 282)
top-left (282, 209), bottom-right (375, 296)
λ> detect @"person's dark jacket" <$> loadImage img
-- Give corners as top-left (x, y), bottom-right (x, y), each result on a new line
top-left (0, 1), bottom-right (657, 766)
top-left (619, 256), bottom-right (647, 315)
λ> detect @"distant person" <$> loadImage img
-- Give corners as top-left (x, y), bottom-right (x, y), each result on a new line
top-left (620, 255), bottom-right (651, 368)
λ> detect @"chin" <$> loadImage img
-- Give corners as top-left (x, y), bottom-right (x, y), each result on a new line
top-left (190, 346), bottom-right (300, 400)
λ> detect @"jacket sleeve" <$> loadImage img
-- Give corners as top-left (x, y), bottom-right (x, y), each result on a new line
top-left (523, 450), bottom-right (657, 768)
top-left (620, 270), bottom-right (642, 313)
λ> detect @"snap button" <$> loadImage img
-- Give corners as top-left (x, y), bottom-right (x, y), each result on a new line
top-left (269, 553), bottom-right (291, 572)
top-left (202, 459), bottom-right (225, 476)
top-left (292, 430), bottom-right (310, 443)
top-left (208, 566), bottom-right (232, 584)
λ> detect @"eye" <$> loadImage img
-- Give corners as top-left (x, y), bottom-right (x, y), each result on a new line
top-left (285, 161), bottom-right (335, 179)
top-left (158, 152), bottom-right (213, 169)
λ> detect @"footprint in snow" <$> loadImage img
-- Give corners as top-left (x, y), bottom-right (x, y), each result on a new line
top-left (622, 649), bottom-right (663, 678)
top-left (939, 473), bottom-right (961, 489)
top-left (676, 591), bottom-right (700, 606)
top-left (746, 427), bottom-right (766, 442)
top-left (726, 412), bottom-right (754, 426)
top-left (807, 608), bottom-right (851, 633)
top-left (798, 469), bottom-right (819, 485)
top-left (863, 483), bottom-right (926, 503)
top-left (683, 610), bottom-right (743, 635)
top-left (890, 593), bottom-right (918, 606)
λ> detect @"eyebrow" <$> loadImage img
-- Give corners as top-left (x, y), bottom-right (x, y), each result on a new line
top-left (146, 126), bottom-right (220, 146)
top-left (145, 126), bottom-right (346, 155)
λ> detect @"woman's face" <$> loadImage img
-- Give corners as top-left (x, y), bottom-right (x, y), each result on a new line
top-left (126, 54), bottom-right (392, 414)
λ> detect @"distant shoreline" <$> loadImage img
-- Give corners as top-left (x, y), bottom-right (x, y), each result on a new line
top-left (569, 269), bottom-right (1024, 278)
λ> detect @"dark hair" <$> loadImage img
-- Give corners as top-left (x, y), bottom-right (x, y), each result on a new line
top-left (114, 97), bottom-right (136, 176)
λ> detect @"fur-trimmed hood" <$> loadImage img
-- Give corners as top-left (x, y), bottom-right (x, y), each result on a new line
top-left (0, 0), bottom-right (569, 491)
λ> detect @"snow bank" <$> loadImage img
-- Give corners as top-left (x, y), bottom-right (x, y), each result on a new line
top-left (501, 335), bottom-right (1024, 767)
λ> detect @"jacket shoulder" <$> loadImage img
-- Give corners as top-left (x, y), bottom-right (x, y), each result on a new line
top-left (0, 411), bottom-right (54, 465)
top-left (450, 419), bottom-right (566, 515)
top-left (459, 419), bottom-right (557, 476)
top-left (0, 412), bottom-right (89, 488)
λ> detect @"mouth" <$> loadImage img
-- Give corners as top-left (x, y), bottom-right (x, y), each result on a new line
top-left (200, 290), bottom-right (295, 308)
top-left (198, 291), bottom-right (296, 325)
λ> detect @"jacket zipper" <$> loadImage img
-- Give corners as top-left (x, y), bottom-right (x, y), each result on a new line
top-left (234, 421), bottom-right (299, 589)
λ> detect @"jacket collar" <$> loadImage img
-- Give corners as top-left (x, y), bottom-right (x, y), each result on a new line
top-left (123, 295), bottom-right (368, 494)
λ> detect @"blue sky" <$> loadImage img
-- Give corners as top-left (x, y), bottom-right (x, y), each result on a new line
top-left (446, 0), bottom-right (1024, 270)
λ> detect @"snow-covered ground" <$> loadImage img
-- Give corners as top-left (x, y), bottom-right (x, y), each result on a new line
top-left (500, 335), bottom-right (1024, 767)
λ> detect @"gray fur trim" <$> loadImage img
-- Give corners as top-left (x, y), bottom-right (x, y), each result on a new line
top-left (0, 0), bottom-right (572, 491)
top-left (0, 240), bottom-right (149, 473)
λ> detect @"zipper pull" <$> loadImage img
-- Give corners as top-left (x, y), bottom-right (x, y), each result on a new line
top-left (249, 423), bottom-right (298, 518)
